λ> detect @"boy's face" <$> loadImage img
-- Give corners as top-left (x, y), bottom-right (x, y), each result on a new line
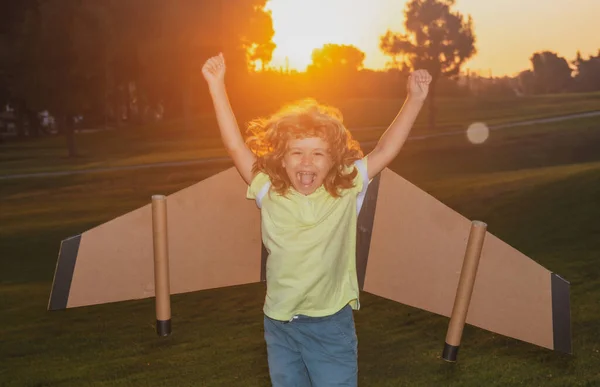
top-left (282, 137), bottom-right (334, 195)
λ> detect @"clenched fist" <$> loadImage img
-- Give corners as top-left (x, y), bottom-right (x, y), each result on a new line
top-left (202, 53), bottom-right (226, 88)
top-left (407, 69), bottom-right (432, 102)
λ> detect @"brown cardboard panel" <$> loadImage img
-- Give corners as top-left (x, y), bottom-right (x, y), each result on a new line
top-left (471, 232), bottom-right (553, 349)
top-left (62, 167), bottom-right (262, 309)
top-left (364, 168), bottom-right (555, 350)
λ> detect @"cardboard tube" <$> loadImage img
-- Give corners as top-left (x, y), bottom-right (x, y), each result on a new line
top-left (152, 195), bottom-right (171, 336)
top-left (442, 220), bottom-right (487, 362)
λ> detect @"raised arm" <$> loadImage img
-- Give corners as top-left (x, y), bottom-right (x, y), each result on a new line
top-left (202, 53), bottom-right (256, 184)
top-left (366, 70), bottom-right (432, 180)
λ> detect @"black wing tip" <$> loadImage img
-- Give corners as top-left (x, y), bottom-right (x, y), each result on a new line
top-left (48, 234), bottom-right (82, 311)
top-left (551, 272), bottom-right (572, 354)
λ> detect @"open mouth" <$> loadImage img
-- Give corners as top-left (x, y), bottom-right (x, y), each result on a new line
top-left (297, 172), bottom-right (316, 187)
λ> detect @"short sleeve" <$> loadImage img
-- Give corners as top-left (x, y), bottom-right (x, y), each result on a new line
top-left (349, 156), bottom-right (369, 194)
top-left (246, 172), bottom-right (271, 200)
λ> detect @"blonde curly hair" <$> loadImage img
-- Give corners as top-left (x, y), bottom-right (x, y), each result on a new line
top-left (245, 99), bottom-right (363, 197)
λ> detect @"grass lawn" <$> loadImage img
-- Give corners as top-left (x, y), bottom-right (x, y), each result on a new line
top-left (1, 103), bottom-right (600, 386)
top-left (1, 92), bottom-right (600, 176)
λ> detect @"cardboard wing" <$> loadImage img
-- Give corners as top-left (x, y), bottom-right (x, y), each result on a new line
top-left (48, 167), bottom-right (264, 310)
top-left (48, 167), bottom-right (571, 354)
top-left (356, 169), bottom-right (571, 354)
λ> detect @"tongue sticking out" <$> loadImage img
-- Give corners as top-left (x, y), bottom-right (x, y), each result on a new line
top-left (299, 173), bottom-right (316, 186)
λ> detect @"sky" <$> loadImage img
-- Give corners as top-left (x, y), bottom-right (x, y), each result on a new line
top-left (264, 0), bottom-right (600, 77)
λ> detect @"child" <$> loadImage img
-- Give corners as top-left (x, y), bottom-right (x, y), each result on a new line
top-left (202, 53), bottom-right (431, 387)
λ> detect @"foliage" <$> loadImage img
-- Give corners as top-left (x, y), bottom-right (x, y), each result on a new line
top-left (379, 0), bottom-right (477, 129)
top-left (572, 50), bottom-right (600, 92)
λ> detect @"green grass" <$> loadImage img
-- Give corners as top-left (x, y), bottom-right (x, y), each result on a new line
top-left (1, 92), bottom-right (600, 176)
top-left (335, 91), bottom-right (600, 130)
top-left (1, 100), bottom-right (600, 386)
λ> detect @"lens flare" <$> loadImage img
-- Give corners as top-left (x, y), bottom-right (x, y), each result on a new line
top-left (466, 122), bottom-right (489, 144)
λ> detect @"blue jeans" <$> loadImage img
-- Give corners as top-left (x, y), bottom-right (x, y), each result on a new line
top-left (263, 304), bottom-right (358, 387)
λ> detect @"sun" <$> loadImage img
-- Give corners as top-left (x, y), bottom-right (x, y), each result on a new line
top-left (264, 0), bottom-right (405, 72)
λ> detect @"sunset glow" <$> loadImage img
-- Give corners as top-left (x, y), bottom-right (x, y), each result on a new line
top-left (265, 0), bottom-right (600, 76)
top-left (265, 0), bottom-right (405, 72)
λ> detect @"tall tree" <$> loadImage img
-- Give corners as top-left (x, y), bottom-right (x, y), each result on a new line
top-left (517, 69), bottom-right (536, 96)
top-left (306, 44), bottom-right (366, 98)
top-left (308, 44), bottom-right (366, 72)
top-left (530, 51), bottom-right (573, 94)
top-left (572, 50), bottom-right (600, 92)
top-left (242, 5), bottom-right (276, 71)
top-left (3, 0), bottom-right (276, 152)
top-left (7, 0), bottom-right (131, 153)
top-left (380, 0), bottom-right (476, 130)
top-left (0, 0), bottom-right (41, 136)
top-left (130, 0), bottom-right (275, 127)
top-left (31, 0), bottom-right (108, 156)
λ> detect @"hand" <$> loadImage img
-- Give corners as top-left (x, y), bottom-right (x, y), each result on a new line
top-left (407, 69), bottom-right (432, 102)
top-left (202, 53), bottom-right (226, 88)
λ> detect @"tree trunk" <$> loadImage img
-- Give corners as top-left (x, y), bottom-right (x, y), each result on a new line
top-left (125, 85), bottom-right (132, 124)
top-left (428, 78), bottom-right (438, 132)
top-left (63, 114), bottom-right (78, 157)
top-left (113, 86), bottom-right (123, 127)
top-left (16, 102), bottom-right (27, 138)
top-left (27, 108), bottom-right (41, 138)
top-left (183, 79), bottom-right (194, 131)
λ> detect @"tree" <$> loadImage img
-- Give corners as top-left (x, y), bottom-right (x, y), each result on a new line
top-left (30, 0), bottom-right (108, 156)
top-left (530, 51), bottom-right (573, 94)
top-left (517, 70), bottom-right (536, 96)
top-left (306, 44), bottom-right (366, 98)
top-left (2, 0), bottom-right (276, 154)
top-left (2, 1), bottom-right (102, 154)
top-left (308, 44), bottom-right (366, 72)
top-left (249, 41), bottom-right (276, 71)
top-left (380, 0), bottom-right (476, 130)
top-left (572, 50), bottom-right (600, 92)
top-left (243, 7), bottom-right (276, 71)
top-left (131, 0), bottom-right (275, 127)
top-left (0, 0), bottom-right (42, 137)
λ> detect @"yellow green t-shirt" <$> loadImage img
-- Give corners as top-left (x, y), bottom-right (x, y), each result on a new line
top-left (246, 158), bottom-right (368, 321)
